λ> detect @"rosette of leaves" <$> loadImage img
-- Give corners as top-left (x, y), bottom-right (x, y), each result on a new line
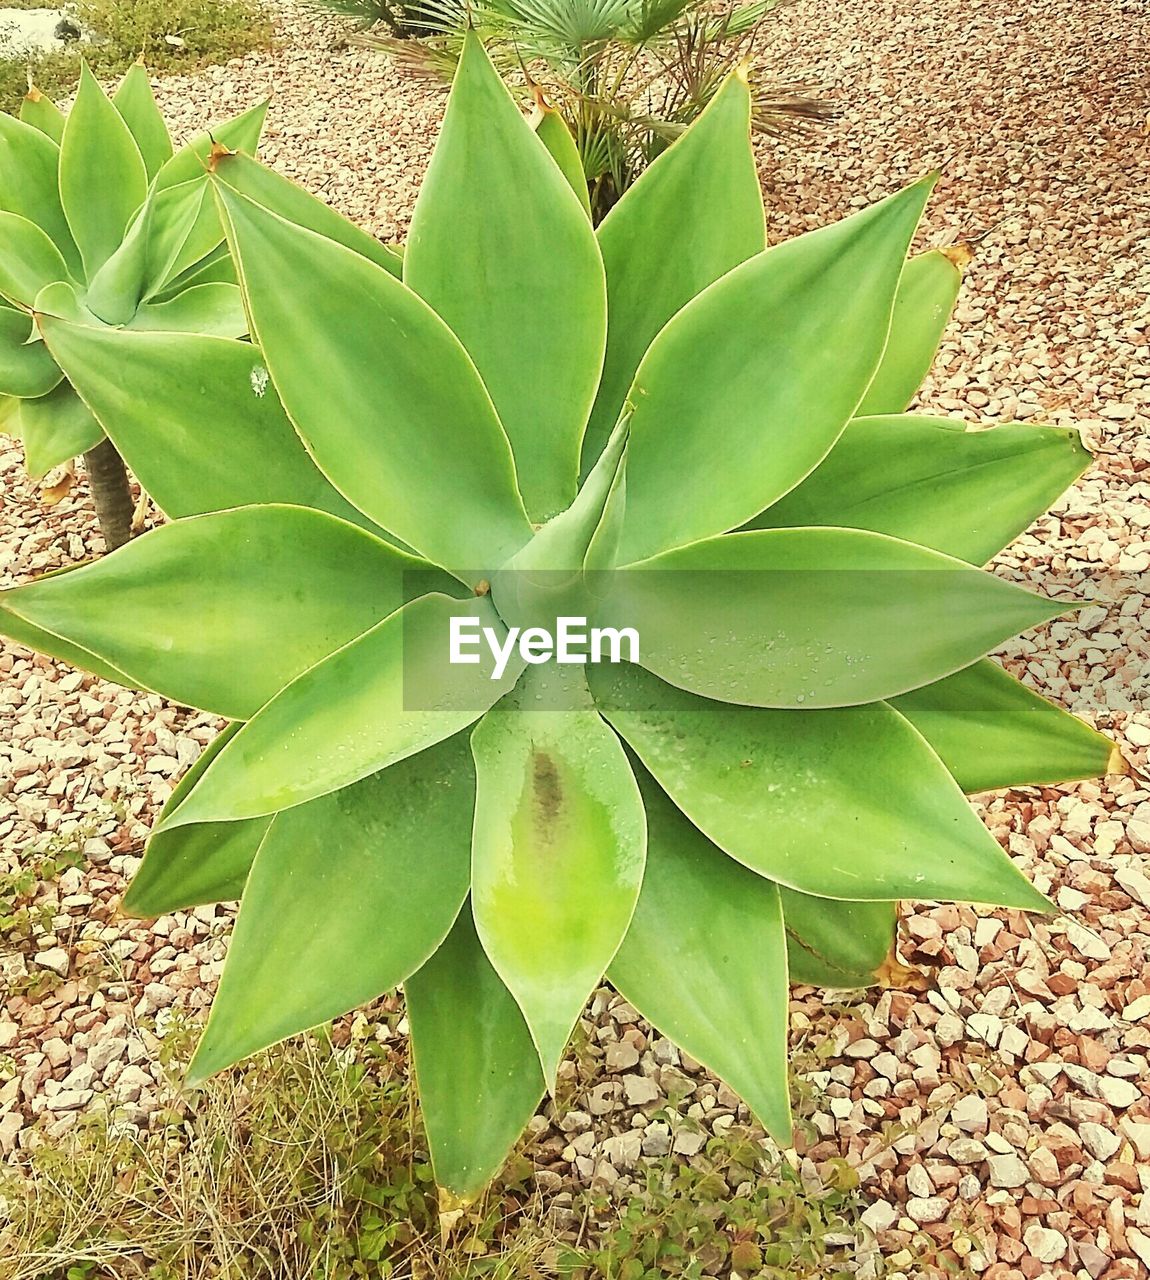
top-left (1, 38), bottom-right (1118, 1200)
top-left (0, 61), bottom-right (266, 547)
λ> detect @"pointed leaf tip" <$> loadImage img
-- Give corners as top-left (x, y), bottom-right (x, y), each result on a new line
top-left (207, 140), bottom-right (236, 173)
top-left (941, 241), bottom-right (975, 270)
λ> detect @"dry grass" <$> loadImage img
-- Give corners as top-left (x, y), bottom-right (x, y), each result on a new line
top-left (0, 1013), bottom-right (562, 1280)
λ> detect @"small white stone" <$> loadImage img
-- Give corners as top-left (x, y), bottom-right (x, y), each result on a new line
top-left (987, 1154), bottom-right (1029, 1188)
top-left (641, 1122), bottom-right (670, 1156)
top-left (1120, 1121), bottom-right (1150, 1161)
top-left (86, 1037), bottom-right (128, 1075)
top-left (967, 1013), bottom-right (1002, 1045)
top-left (1122, 995), bottom-right (1150, 1022)
top-left (1127, 1229), bottom-right (1150, 1270)
top-left (671, 1128), bottom-right (705, 1156)
top-left (860, 1199), bottom-right (898, 1234)
top-left (1116, 862), bottom-right (1150, 904)
top-left (957, 1174), bottom-right (981, 1202)
top-left (906, 1164), bottom-right (934, 1198)
top-left (604, 1041), bottom-right (640, 1071)
top-left (1065, 921), bottom-right (1111, 961)
top-left (33, 947), bottom-right (69, 978)
top-left (907, 1195), bottom-right (949, 1225)
top-left (974, 918), bottom-right (1003, 948)
top-left (1079, 1122), bottom-right (1121, 1161)
top-left (998, 1025), bottom-right (1030, 1058)
top-left (1022, 1225), bottom-right (1067, 1264)
top-left (45, 1089), bottom-right (92, 1111)
top-left (872, 1052), bottom-right (900, 1082)
top-left (622, 1075), bottom-right (661, 1107)
top-left (935, 1014), bottom-right (964, 1046)
top-left (1097, 1076), bottom-right (1141, 1108)
top-left (951, 1094), bottom-right (989, 1134)
top-left (601, 1130), bottom-right (643, 1169)
top-left (947, 1138), bottom-right (988, 1163)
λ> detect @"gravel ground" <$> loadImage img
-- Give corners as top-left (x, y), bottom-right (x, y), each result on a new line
top-left (1, 1), bottom-right (1149, 1276)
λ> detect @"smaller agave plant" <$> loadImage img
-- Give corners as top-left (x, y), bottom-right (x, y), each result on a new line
top-left (0, 61), bottom-right (266, 547)
top-left (2, 38), bottom-right (1120, 1203)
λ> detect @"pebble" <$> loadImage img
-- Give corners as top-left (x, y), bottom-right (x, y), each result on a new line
top-left (1079, 1123), bottom-right (1122, 1162)
top-left (1022, 1225), bottom-right (1067, 1263)
top-left (907, 1195), bottom-right (949, 1225)
top-left (621, 1075), bottom-right (661, 1107)
top-left (951, 1094), bottom-right (989, 1134)
top-left (32, 948), bottom-right (69, 978)
top-left (987, 1155), bottom-right (1030, 1189)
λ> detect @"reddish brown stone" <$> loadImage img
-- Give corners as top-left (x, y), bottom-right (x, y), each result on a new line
top-left (1105, 1162), bottom-right (1141, 1192)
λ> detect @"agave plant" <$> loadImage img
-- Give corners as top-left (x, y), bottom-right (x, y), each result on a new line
top-left (0, 61), bottom-right (265, 548)
top-left (365, 0), bottom-right (832, 222)
top-left (2, 39), bottom-right (1118, 1203)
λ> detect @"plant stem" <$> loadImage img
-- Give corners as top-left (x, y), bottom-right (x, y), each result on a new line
top-left (83, 437), bottom-right (133, 552)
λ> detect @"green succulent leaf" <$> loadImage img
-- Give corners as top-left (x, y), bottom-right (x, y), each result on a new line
top-left (1, 505), bottom-right (435, 719)
top-left (891, 658), bottom-right (1117, 793)
top-left (20, 381), bottom-right (102, 477)
top-left (856, 248), bottom-right (963, 416)
top-left (492, 416), bottom-right (628, 623)
top-left (83, 196), bottom-right (154, 323)
top-left (583, 67), bottom-right (766, 474)
top-left (19, 87), bottom-right (65, 144)
top-left (0, 211), bottom-right (73, 307)
top-left (127, 282), bottom-right (249, 337)
top-left (407, 904), bottom-right (546, 1200)
top-left (215, 181), bottom-right (533, 583)
top-left (155, 99), bottom-right (268, 191)
top-left (0, 597), bottom-right (135, 687)
top-left (405, 34), bottom-right (606, 523)
top-left (59, 63), bottom-right (148, 278)
top-left (0, 306), bottom-right (62, 398)
top-left (39, 320), bottom-right (386, 531)
top-left (470, 666), bottom-right (646, 1088)
top-left (532, 100), bottom-right (591, 218)
top-left (139, 180), bottom-right (221, 296)
top-left (85, 178), bottom-right (233, 322)
top-left (155, 241), bottom-right (236, 296)
top-left (749, 416), bottom-right (1092, 565)
top-left (779, 889), bottom-right (896, 988)
top-left (210, 149), bottom-right (403, 277)
top-left (187, 733), bottom-right (477, 1083)
top-left (591, 662), bottom-right (1052, 911)
top-left (0, 112), bottom-right (80, 276)
top-left (605, 527), bottom-right (1067, 708)
top-left (111, 62), bottom-right (173, 180)
top-left (122, 724), bottom-right (271, 916)
top-left (616, 175), bottom-right (934, 564)
top-left (609, 768), bottom-right (792, 1141)
top-left (158, 593), bottom-right (523, 829)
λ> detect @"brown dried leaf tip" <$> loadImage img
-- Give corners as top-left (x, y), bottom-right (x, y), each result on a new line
top-left (207, 140), bottom-right (237, 174)
top-left (875, 946), bottom-right (930, 992)
top-left (41, 465), bottom-right (76, 507)
top-left (941, 242), bottom-right (975, 271)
